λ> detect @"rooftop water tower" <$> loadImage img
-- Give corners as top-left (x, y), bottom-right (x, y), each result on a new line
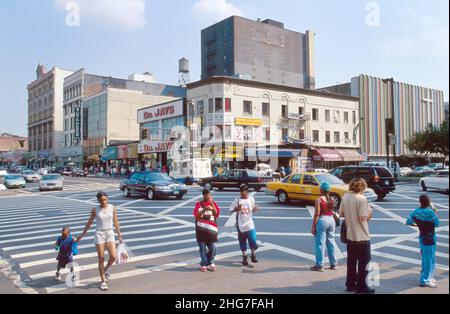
top-left (178, 58), bottom-right (190, 87)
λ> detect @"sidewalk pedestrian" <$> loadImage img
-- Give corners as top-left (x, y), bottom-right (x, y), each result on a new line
top-left (310, 182), bottom-right (338, 272)
top-left (77, 191), bottom-right (123, 291)
top-left (194, 189), bottom-right (220, 272)
top-left (339, 178), bottom-right (375, 294)
top-left (230, 186), bottom-right (260, 266)
top-left (406, 194), bottom-right (440, 288)
top-left (54, 227), bottom-right (77, 282)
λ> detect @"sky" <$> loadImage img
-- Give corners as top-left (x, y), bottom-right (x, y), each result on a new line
top-left (0, 0), bottom-right (448, 136)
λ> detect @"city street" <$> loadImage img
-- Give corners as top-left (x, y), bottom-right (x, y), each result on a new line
top-left (0, 177), bottom-right (448, 294)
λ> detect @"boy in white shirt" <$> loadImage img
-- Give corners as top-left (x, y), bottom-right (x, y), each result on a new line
top-left (230, 186), bottom-right (260, 266)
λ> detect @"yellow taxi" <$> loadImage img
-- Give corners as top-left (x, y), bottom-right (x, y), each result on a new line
top-left (266, 172), bottom-right (376, 209)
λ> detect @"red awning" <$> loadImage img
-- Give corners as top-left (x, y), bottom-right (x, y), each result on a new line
top-left (312, 148), bottom-right (343, 162)
top-left (336, 149), bottom-right (364, 162)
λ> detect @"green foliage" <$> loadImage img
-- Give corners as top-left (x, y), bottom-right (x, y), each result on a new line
top-left (405, 121), bottom-right (449, 158)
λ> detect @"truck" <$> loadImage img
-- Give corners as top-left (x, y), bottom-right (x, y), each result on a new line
top-left (170, 158), bottom-right (212, 186)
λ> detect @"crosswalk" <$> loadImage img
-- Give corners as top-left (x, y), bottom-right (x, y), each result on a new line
top-left (20, 180), bottom-right (120, 194)
top-left (0, 193), bottom-right (260, 294)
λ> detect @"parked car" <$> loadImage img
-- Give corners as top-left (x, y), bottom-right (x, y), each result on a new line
top-left (330, 166), bottom-right (395, 200)
top-left (400, 167), bottom-right (412, 177)
top-left (61, 167), bottom-right (73, 176)
top-left (14, 166), bottom-right (27, 173)
top-left (51, 167), bottom-right (65, 174)
top-left (37, 168), bottom-right (49, 175)
top-left (362, 161), bottom-right (400, 181)
top-left (120, 171), bottom-right (188, 200)
top-left (427, 163), bottom-right (446, 171)
top-left (0, 184), bottom-right (6, 191)
top-left (255, 163), bottom-right (282, 179)
top-left (266, 172), bottom-right (377, 208)
top-left (3, 175), bottom-right (26, 189)
top-left (408, 166), bottom-right (435, 177)
top-left (200, 169), bottom-right (273, 192)
top-left (20, 170), bottom-right (41, 183)
top-left (71, 168), bottom-right (88, 177)
top-left (0, 168), bottom-right (8, 177)
top-left (420, 170), bottom-right (449, 193)
top-left (39, 174), bottom-right (64, 192)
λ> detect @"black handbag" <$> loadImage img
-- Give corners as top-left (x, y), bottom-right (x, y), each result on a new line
top-left (340, 220), bottom-right (348, 244)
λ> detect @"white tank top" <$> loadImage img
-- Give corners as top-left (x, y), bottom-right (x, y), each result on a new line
top-left (96, 204), bottom-right (114, 231)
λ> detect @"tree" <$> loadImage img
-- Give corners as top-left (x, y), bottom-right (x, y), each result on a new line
top-left (405, 120), bottom-right (449, 165)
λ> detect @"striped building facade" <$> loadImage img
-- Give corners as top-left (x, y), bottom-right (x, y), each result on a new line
top-left (350, 75), bottom-right (445, 158)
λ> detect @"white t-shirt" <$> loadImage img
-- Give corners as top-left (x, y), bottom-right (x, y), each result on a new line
top-left (96, 204), bottom-right (114, 231)
top-left (229, 197), bottom-right (256, 233)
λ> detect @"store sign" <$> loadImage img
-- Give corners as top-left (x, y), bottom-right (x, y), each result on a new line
top-left (101, 146), bottom-right (117, 161)
top-left (127, 143), bottom-right (138, 159)
top-left (74, 105), bottom-right (81, 139)
top-left (138, 141), bottom-right (174, 154)
top-left (234, 126), bottom-right (244, 142)
top-left (235, 118), bottom-right (263, 127)
top-left (206, 113), bottom-right (234, 126)
top-left (138, 100), bottom-right (183, 123)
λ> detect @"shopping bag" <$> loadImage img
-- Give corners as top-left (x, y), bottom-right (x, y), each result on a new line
top-left (116, 242), bottom-right (131, 264)
top-left (72, 241), bottom-right (79, 256)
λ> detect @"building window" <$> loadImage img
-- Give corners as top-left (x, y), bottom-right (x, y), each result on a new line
top-left (325, 110), bottom-right (330, 122)
top-left (188, 103), bottom-right (195, 118)
top-left (334, 132), bottom-right (340, 143)
top-left (197, 100), bottom-right (204, 116)
top-left (262, 102), bottom-right (270, 117)
top-left (344, 112), bottom-right (349, 124)
top-left (208, 98), bottom-right (214, 113)
top-left (299, 107), bottom-right (304, 116)
top-left (325, 131), bottom-right (331, 143)
top-left (225, 98), bottom-right (231, 113)
top-left (344, 132), bottom-right (350, 143)
top-left (353, 132), bottom-right (357, 145)
top-left (353, 111), bottom-right (357, 124)
top-left (244, 127), bottom-right (253, 141)
top-left (299, 129), bottom-right (305, 140)
top-left (215, 98), bottom-right (223, 112)
top-left (263, 127), bottom-right (271, 141)
top-left (224, 125), bottom-right (232, 140)
top-left (282, 105), bottom-right (288, 119)
top-left (312, 109), bottom-right (319, 121)
top-left (282, 128), bottom-right (288, 141)
top-left (313, 130), bottom-right (319, 143)
top-left (333, 110), bottom-right (340, 124)
top-left (243, 101), bottom-right (252, 115)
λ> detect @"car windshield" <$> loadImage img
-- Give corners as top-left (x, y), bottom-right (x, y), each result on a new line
top-left (144, 173), bottom-right (172, 181)
top-left (23, 171), bottom-right (36, 175)
top-left (42, 175), bottom-right (61, 181)
top-left (315, 174), bottom-right (344, 185)
top-left (5, 175), bottom-right (21, 180)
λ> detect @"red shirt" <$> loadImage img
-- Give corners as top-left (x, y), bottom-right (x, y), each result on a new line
top-left (194, 200), bottom-right (221, 219)
top-left (319, 197), bottom-right (334, 216)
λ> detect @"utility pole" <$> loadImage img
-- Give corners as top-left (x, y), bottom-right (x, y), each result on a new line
top-left (383, 78), bottom-right (397, 179)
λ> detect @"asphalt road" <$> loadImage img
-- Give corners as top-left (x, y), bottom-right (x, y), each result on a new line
top-left (0, 177), bottom-right (448, 294)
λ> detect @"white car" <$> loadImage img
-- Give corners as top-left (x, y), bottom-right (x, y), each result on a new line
top-left (0, 184), bottom-right (6, 191)
top-left (20, 170), bottom-right (41, 183)
top-left (38, 168), bottom-right (49, 175)
top-left (39, 174), bottom-right (64, 191)
top-left (255, 163), bottom-right (282, 179)
top-left (0, 169), bottom-right (8, 177)
top-left (420, 170), bottom-right (449, 193)
top-left (400, 167), bottom-right (412, 176)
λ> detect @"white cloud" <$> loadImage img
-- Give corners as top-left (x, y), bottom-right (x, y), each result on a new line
top-left (192, 0), bottom-right (243, 24)
top-left (54, 0), bottom-right (147, 30)
top-left (380, 9), bottom-right (449, 58)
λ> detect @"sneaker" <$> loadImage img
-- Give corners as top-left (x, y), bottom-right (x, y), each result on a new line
top-left (242, 255), bottom-right (249, 266)
top-left (420, 282), bottom-right (438, 288)
top-left (55, 272), bottom-right (61, 281)
top-left (310, 265), bottom-right (324, 272)
top-left (105, 272), bottom-right (112, 281)
top-left (251, 255), bottom-right (258, 263)
top-left (99, 282), bottom-right (109, 291)
top-left (200, 266), bottom-right (208, 272)
top-left (355, 287), bottom-right (376, 294)
top-left (208, 264), bottom-right (216, 272)
top-left (329, 265), bottom-right (338, 270)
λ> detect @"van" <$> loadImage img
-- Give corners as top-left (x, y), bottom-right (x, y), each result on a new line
top-left (170, 158), bottom-right (212, 185)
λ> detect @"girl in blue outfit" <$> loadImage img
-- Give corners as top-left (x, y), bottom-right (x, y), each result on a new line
top-left (54, 226), bottom-right (78, 281)
top-left (406, 194), bottom-right (440, 288)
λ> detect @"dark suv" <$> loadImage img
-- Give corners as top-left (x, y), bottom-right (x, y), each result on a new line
top-left (330, 166), bottom-right (396, 200)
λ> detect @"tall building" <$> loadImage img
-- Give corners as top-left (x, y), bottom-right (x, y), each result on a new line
top-left (445, 102), bottom-right (449, 121)
top-left (201, 16), bottom-right (315, 89)
top-left (319, 75), bottom-right (446, 160)
top-left (27, 65), bottom-right (73, 167)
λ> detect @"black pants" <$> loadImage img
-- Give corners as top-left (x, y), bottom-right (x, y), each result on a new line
top-left (346, 240), bottom-right (371, 290)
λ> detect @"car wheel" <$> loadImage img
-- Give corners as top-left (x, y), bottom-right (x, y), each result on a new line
top-left (376, 193), bottom-right (387, 201)
top-left (421, 181), bottom-right (427, 192)
top-left (123, 187), bottom-right (131, 198)
top-left (330, 193), bottom-right (342, 211)
top-left (176, 194), bottom-right (184, 200)
top-left (146, 189), bottom-right (155, 200)
top-left (277, 190), bottom-right (289, 204)
top-left (204, 183), bottom-right (213, 191)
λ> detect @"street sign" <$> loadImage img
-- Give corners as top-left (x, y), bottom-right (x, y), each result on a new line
top-left (389, 134), bottom-right (397, 146)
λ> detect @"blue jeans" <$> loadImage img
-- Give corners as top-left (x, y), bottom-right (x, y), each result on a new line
top-left (238, 229), bottom-right (258, 252)
top-left (314, 216), bottom-right (337, 267)
top-left (198, 242), bottom-right (216, 267)
top-left (420, 244), bottom-right (436, 285)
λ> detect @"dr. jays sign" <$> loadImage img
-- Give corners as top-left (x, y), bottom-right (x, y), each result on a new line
top-left (138, 100), bottom-right (184, 123)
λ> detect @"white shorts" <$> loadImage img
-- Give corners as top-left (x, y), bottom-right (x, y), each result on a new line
top-left (95, 229), bottom-right (115, 245)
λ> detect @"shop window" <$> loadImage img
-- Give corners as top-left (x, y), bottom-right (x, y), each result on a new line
top-left (243, 101), bottom-right (252, 115)
top-left (215, 98), bottom-right (223, 112)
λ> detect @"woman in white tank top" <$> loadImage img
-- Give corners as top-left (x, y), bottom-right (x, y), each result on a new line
top-left (77, 191), bottom-right (123, 291)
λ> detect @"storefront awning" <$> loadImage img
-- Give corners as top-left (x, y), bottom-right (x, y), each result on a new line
top-left (312, 148), bottom-right (343, 162)
top-left (246, 148), bottom-right (305, 158)
top-left (336, 149), bottom-right (364, 162)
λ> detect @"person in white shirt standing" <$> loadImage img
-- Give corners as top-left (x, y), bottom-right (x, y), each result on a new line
top-left (230, 186), bottom-right (260, 266)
